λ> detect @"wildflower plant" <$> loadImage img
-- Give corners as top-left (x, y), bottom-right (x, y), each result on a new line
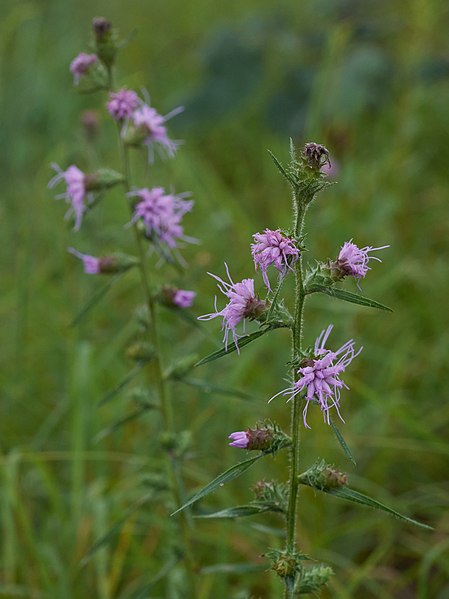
top-left (50, 18), bottom-right (201, 595)
top-left (175, 141), bottom-right (432, 596)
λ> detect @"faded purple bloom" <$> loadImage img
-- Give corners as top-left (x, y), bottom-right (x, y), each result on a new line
top-left (68, 248), bottom-right (100, 274)
top-left (107, 89), bottom-right (140, 121)
top-left (333, 240), bottom-right (389, 281)
top-left (70, 53), bottom-right (97, 85)
top-left (271, 325), bottom-right (362, 428)
top-left (198, 264), bottom-right (267, 351)
top-left (129, 187), bottom-right (193, 251)
top-left (321, 159), bottom-right (339, 179)
top-left (129, 103), bottom-right (183, 159)
top-left (228, 431), bottom-right (249, 448)
top-left (173, 289), bottom-right (196, 308)
top-left (251, 229), bottom-right (299, 290)
top-left (49, 164), bottom-right (92, 230)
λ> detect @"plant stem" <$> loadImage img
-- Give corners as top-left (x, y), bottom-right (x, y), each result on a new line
top-left (117, 131), bottom-right (197, 594)
top-left (284, 197), bottom-right (307, 597)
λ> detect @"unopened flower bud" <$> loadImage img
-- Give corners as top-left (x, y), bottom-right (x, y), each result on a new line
top-left (303, 142), bottom-right (331, 171)
top-left (294, 565), bottom-right (333, 594)
top-left (228, 422), bottom-right (291, 452)
top-left (68, 248), bottom-right (139, 275)
top-left (81, 109), bottom-right (100, 141)
top-left (126, 341), bottom-right (155, 362)
top-left (266, 549), bottom-right (304, 581)
top-left (298, 459), bottom-right (348, 491)
top-left (84, 168), bottom-right (124, 191)
top-left (160, 286), bottom-right (196, 309)
top-left (92, 17), bottom-right (117, 68)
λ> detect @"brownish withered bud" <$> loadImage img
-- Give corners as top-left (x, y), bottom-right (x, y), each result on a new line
top-left (303, 142), bottom-right (331, 170)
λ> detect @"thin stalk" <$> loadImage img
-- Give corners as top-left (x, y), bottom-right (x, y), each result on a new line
top-left (284, 197), bottom-right (307, 597)
top-left (117, 138), bottom-right (197, 592)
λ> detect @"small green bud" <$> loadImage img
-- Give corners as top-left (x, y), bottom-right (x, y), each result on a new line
top-left (92, 17), bottom-right (118, 68)
top-left (298, 459), bottom-right (348, 491)
top-left (294, 565), bottom-right (333, 594)
top-left (84, 168), bottom-right (124, 191)
top-left (126, 341), bottom-right (155, 363)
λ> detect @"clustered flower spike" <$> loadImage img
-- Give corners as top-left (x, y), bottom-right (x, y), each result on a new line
top-left (107, 88), bottom-right (140, 121)
top-left (70, 52), bottom-right (97, 85)
top-left (198, 264), bottom-right (267, 351)
top-left (129, 103), bottom-right (182, 160)
top-left (251, 228), bottom-right (299, 290)
top-left (129, 187), bottom-right (194, 252)
top-left (48, 164), bottom-right (92, 230)
top-left (272, 325), bottom-right (362, 428)
top-left (332, 240), bottom-right (389, 282)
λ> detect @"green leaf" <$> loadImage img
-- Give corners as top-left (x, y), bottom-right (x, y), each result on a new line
top-left (195, 325), bottom-right (285, 367)
top-left (201, 562), bottom-right (268, 575)
top-left (94, 406), bottom-right (154, 442)
top-left (70, 274), bottom-right (123, 327)
top-left (81, 493), bottom-right (153, 565)
top-left (319, 486), bottom-right (432, 530)
top-left (267, 150), bottom-right (293, 186)
top-left (195, 504), bottom-right (275, 519)
top-left (329, 416), bottom-right (356, 465)
top-left (129, 557), bottom-right (178, 599)
top-left (309, 285), bottom-right (393, 312)
top-left (171, 453), bottom-right (265, 516)
top-left (179, 377), bottom-right (256, 401)
top-left (97, 366), bottom-right (143, 407)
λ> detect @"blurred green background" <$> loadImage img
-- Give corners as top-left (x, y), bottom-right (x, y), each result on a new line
top-left (1, 0), bottom-right (449, 597)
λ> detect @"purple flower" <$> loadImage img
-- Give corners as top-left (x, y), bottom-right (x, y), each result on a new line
top-left (198, 264), bottom-right (267, 351)
top-left (107, 88), bottom-right (140, 121)
top-left (70, 53), bottom-right (97, 85)
top-left (271, 325), bottom-right (362, 428)
top-left (49, 164), bottom-right (92, 230)
top-left (251, 229), bottom-right (299, 290)
top-left (129, 103), bottom-right (183, 159)
top-left (228, 431), bottom-right (249, 448)
top-left (68, 248), bottom-right (100, 274)
top-left (173, 289), bottom-right (196, 308)
top-left (129, 187), bottom-right (194, 252)
top-left (333, 240), bottom-right (389, 281)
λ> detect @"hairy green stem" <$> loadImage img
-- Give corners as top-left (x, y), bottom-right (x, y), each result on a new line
top-left (284, 196), bottom-right (307, 597)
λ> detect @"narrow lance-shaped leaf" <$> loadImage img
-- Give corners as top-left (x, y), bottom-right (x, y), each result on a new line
top-left (171, 453), bottom-right (265, 516)
top-left (179, 377), bottom-right (256, 401)
top-left (195, 504), bottom-right (275, 519)
top-left (97, 365), bottom-right (143, 407)
top-left (70, 273), bottom-right (124, 327)
top-left (195, 324), bottom-right (286, 367)
top-left (201, 562), bottom-right (268, 575)
top-left (308, 484), bottom-right (432, 530)
top-left (308, 284), bottom-right (393, 312)
top-left (329, 416), bottom-right (356, 465)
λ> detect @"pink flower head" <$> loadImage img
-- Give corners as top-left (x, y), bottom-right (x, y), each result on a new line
top-left (228, 431), bottom-right (249, 448)
top-left (49, 164), bottom-right (92, 230)
top-left (130, 103), bottom-right (183, 160)
top-left (70, 53), bottom-right (97, 85)
top-left (173, 289), bottom-right (196, 308)
top-left (107, 89), bottom-right (140, 121)
top-left (68, 248), bottom-right (100, 274)
top-left (198, 264), bottom-right (267, 351)
top-left (129, 187), bottom-right (194, 252)
top-left (271, 325), bottom-right (362, 428)
top-left (251, 229), bottom-right (299, 290)
top-left (335, 240), bottom-right (389, 281)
